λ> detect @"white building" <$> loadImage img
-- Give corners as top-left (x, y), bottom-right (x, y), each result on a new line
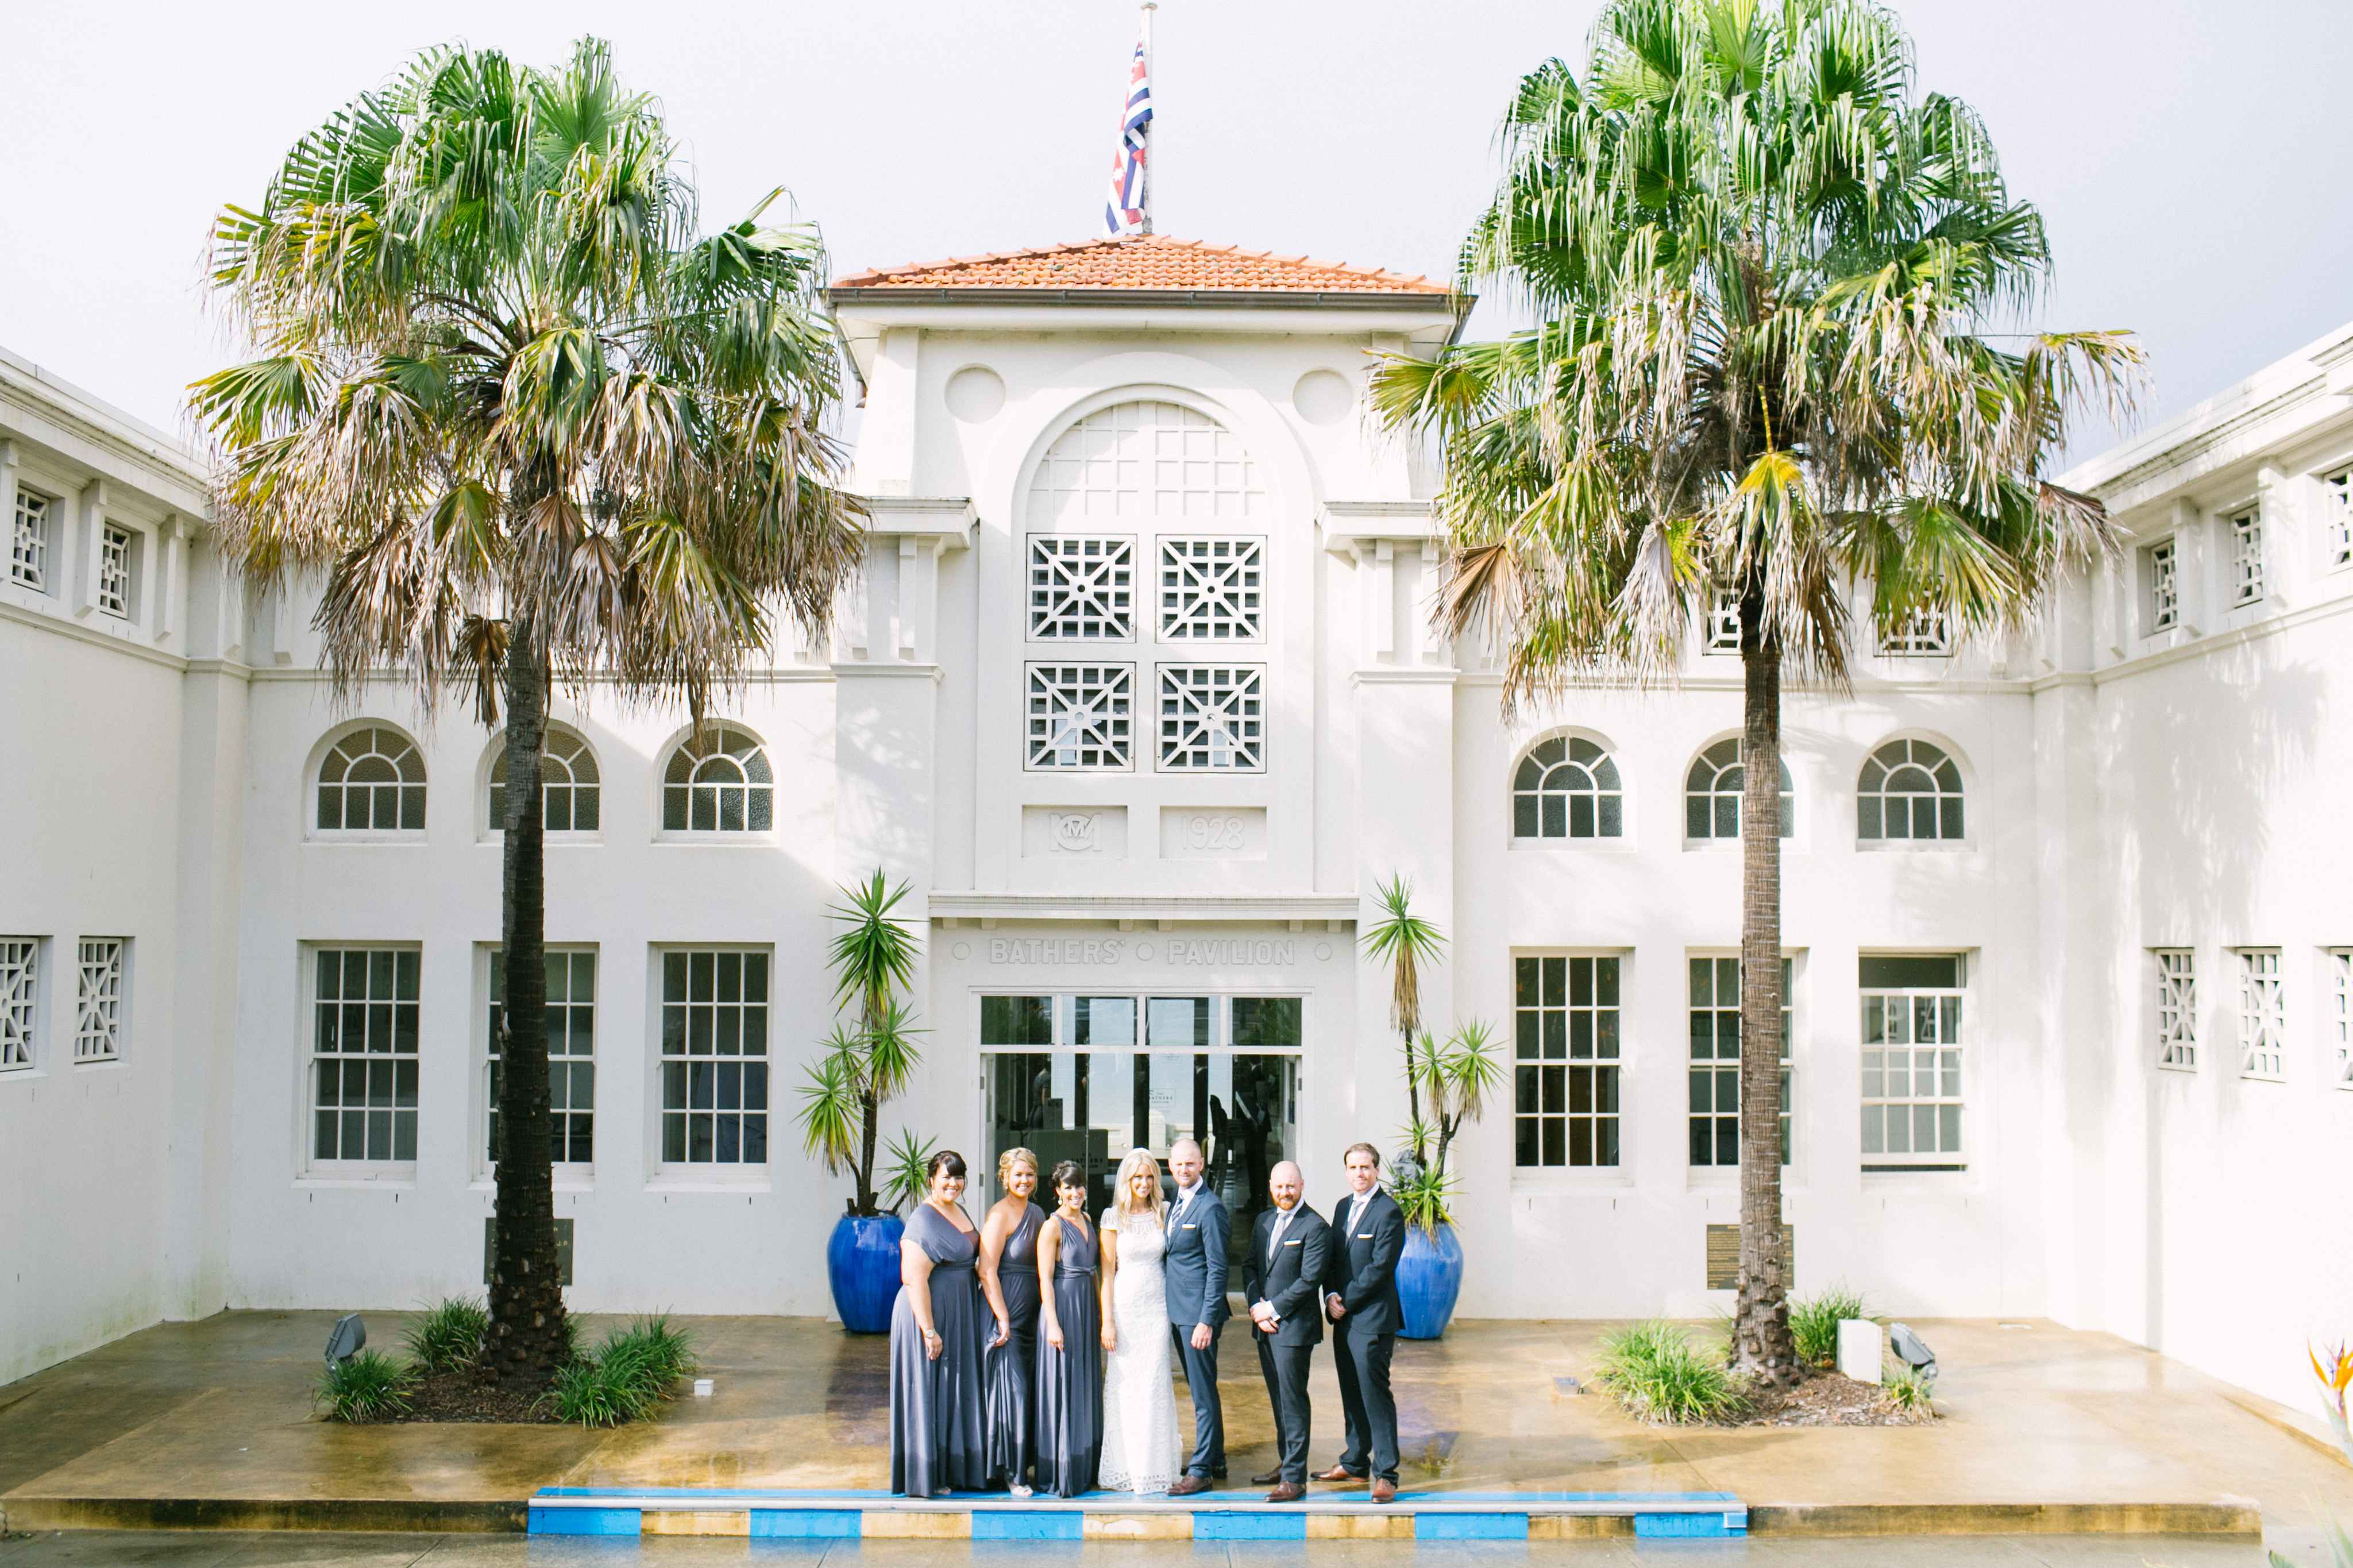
top-left (3, 238), bottom-right (2348, 1418)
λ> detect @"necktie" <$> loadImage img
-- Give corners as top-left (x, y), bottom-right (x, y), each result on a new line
top-left (1268, 1207), bottom-right (1289, 1263)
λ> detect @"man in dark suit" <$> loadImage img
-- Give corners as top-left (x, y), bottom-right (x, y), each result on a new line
top-left (1243, 1159), bottom-right (1329, 1501)
top-left (1319, 1141), bottom-right (1406, 1503)
top-left (1163, 1136), bottom-right (1229, 1495)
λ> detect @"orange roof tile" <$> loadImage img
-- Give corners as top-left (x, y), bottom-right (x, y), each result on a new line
top-left (832, 235), bottom-right (1455, 297)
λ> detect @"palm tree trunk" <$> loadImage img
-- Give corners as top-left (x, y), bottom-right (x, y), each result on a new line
top-left (1402, 1029), bottom-right (1424, 1160)
top-left (487, 613), bottom-right (570, 1385)
top-left (1731, 601), bottom-right (1799, 1384)
top-left (855, 1084), bottom-right (879, 1216)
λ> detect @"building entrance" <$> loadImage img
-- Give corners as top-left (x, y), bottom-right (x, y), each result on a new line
top-left (979, 992), bottom-right (1301, 1248)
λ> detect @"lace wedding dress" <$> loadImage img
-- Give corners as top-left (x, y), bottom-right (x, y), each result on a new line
top-left (1098, 1207), bottom-right (1181, 1494)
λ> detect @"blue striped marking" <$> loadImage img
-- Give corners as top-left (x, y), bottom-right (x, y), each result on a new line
top-left (1635, 1511), bottom-right (1745, 1538)
top-left (972, 1511), bottom-right (1084, 1540)
top-left (1195, 1511), bottom-right (1307, 1540)
top-left (1416, 1513), bottom-right (1528, 1540)
top-left (750, 1509), bottom-right (863, 1539)
top-left (530, 1505), bottom-right (641, 1536)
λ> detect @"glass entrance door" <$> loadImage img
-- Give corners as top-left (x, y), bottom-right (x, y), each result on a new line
top-left (981, 993), bottom-right (1300, 1245)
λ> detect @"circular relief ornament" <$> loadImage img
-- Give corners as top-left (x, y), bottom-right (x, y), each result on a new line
top-left (951, 941), bottom-right (972, 961)
top-left (1292, 368), bottom-right (1354, 426)
top-left (1051, 812), bottom-right (1098, 853)
top-left (944, 364), bottom-right (1007, 423)
top-left (1136, 943), bottom-right (1155, 960)
top-left (1314, 943), bottom-right (1334, 961)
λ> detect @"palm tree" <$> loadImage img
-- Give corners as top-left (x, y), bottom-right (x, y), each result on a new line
top-left (1370, 0), bottom-right (2139, 1382)
top-left (191, 38), bottom-right (862, 1386)
top-left (1361, 875), bottom-right (1447, 1166)
top-left (796, 872), bottom-right (925, 1216)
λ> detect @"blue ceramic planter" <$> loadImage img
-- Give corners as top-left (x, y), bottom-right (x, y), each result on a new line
top-left (828, 1212), bottom-right (905, 1334)
top-left (1397, 1221), bottom-right (1463, 1340)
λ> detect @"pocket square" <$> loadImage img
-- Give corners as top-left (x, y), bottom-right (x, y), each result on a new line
top-left (1358, 1232), bottom-right (1374, 1238)
top-left (1284, 1238), bottom-right (1302, 1247)
top-left (1182, 1223), bottom-right (1197, 1230)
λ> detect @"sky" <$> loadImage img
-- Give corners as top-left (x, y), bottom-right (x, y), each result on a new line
top-left (2, 0), bottom-right (2346, 458)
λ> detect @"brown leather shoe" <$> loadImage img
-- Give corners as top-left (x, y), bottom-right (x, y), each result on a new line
top-left (1249, 1467), bottom-right (1283, 1486)
top-left (1371, 1478), bottom-right (1397, 1504)
top-left (1264, 1481), bottom-right (1306, 1503)
top-left (1168, 1475), bottom-right (1211, 1496)
top-left (1315, 1464), bottom-right (1365, 1484)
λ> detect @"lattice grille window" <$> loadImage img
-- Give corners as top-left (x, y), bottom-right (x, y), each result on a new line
top-left (1159, 537), bottom-right (1264, 640)
top-left (659, 949), bottom-right (769, 1164)
top-left (1513, 955), bottom-right (1622, 1168)
top-left (1028, 400), bottom-right (1267, 523)
top-left (2329, 470), bottom-right (2352, 569)
top-left (2331, 949), bottom-right (2352, 1090)
top-left (1028, 537), bottom-right (1134, 639)
top-left (2236, 949), bottom-right (2283, 1080)
top-left (311, 948), bottom-right (421, 1163)
top-left (1513, 736), bottom-right (1624, 839)
top-left (317, 728), bottom-right (427, 832)
top-left (1026, 663), bottom-right (1133, 769)
top-left (490, 727), bottom-right (601, 832)
top-left (2228, 507), bottom-right (2265, 607)
top-left (1688, 956), bottom-right (1793, 1167)
top-left (662, 725), bottom-right (772, 832)
top-left (1704, 593), bottom-right (1741, 655)
top-left (1858, 739), bottom-right (1964, 842)
top-left (97, 524), bottom-right (133, 617)
top-left (488, 950), bottom-right (596, 1164)
top-left (1158, 665), bottom-right (1264, 771)
top-left (2155, 949), bottom-right (2197, 1070)
top-left (1880, 608), bottom-right (1952, 656)
top-left (75, 940), bottom-right (125, 1063)
top-left (2145, 538), bottom-right (2178, 632)
top-left (1860, 954), bottom-right (1966, 1169)
top-left (0, 939), bottom-right (36, 1071)
top-left (1684, 739), bottom-right (1794, 841)
top-left (11, 488), bottom-right (50, 592)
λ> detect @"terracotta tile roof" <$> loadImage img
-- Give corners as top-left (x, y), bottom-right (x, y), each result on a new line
top-left (832, 235), bottom-right (1454, 296)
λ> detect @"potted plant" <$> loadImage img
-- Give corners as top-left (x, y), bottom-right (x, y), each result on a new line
top-left (797, 872), bottom-right (926, 1333)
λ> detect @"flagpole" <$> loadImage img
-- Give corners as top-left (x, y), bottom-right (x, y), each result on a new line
top-left (1139, 1), bottom-right (1157, 235)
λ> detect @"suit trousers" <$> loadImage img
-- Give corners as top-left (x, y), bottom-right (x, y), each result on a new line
top-left (1255, 1332), bottom-right (1313, 1485)
top-left (1330, 1319), bottom-right (1399, 1482)
top-left (1170, 1321), bottom-right (1226, 1477)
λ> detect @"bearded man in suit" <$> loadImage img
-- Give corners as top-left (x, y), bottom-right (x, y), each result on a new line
top-left (1318, 1141), bottom-right (1406, 1503)
top-left (1163, 1137), bottom-right (1229, 1494)
top-left (1243, 1160), bottom-right (1329, 1501)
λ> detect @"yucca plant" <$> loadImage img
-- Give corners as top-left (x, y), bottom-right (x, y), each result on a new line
top-left (403, 1296), bottom-right (490, 1375)
top-left (1371, 0), bottom-right (2140, 1382)
top-left (1361, 875), bottom-right (1446, 1161)
top-left (192, 37), bottom-right (861, 1387)
top-left (1594, 1320), bottom-right (1748, 1425)
top-left (795, 871), bottom-right (926, 1216)
top-left (880, 1130), bottom-right (943, 1217)
top-left (1390, 1163), bottom-right (1460, 1238)
top-left (1414, 1020), bottom-right (1505, 1194)
top-left (315, 1350), bottom-right (414, 1423)
top-left (1787, 1284), bottom-right (1870, 1369)
top-left (1883, 1366), bottom-right (1933, 1415)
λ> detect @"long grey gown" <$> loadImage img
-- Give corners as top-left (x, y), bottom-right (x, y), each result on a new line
top-left (1033, 1211), bottom-right (1104, 1499)
top-left (889, 1202), bottom-right (989, 1497)
top-left (983, 1202), bottom-right (1044, 1488)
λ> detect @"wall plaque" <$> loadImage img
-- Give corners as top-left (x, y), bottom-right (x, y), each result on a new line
top-left (1704, 1224), bottom-right (1792, 1292)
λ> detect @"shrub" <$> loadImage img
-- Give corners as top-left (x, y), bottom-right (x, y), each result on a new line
top-left (1884, 1366), bottom-right (1933, 1415)
top-left (541, 1317), bottom-right (699, 1427)
top-left (314, 1350), bottom-right (413, 1423)
top-left (403, 1296), bottom-right (489, 1375)
top-left (1595, 1320), bottom-right (1747, 1425)
top-left (1788, 1284), bottom-right (1870, 1369)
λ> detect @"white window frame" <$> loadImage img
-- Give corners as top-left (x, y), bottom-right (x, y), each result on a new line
top-left (654, 946), bottom-right (773, 1176)
top-left (2327, 469), bottom-right (2353, 572)
top-left (74, 938), bottom-right (127, 1064)
top-left (96, 523), bottom-right (136, 620)
top-left (1684, 737), bottom-right (1794, 843)
top-left (306, 945), bottom-right (422, 1175)
top-left (314, 725), bottom-right (429, 837)
top-left (1857, 737), bottom-right (1966, 844)
top-left (487, 726), bottom-right (603, 836)
top-left (1027, 535), bottom-right (1137, 641)
top-left (1702, 593), bottom-right (1741, 656)
top-left (1156, 663), bottom-right (1266, 772)
top-left (1511, 734), bottom-right (1627, 843)
top-left (2226, 505), bottom-right (2265, 608)
top-left (1687, 953), bottom-right (1795, 1170)
top-left (2329, 948), bottom-right (2352, 1090)
top-left (1511, 952), bottom-right (1626, 1173)
top-left (1859, 954), bottom-right (1968, 1172)
top-left (2235, 948), bottom-right (2283, 1081)
top-left (1878, 608), bottom-right (1953, 656)
top-left (1, 937), bottom-right (42, 1073)
top-left (10, 485), bottom-right (53, 594)
top-left (659, 724), bottom-right (773, 835)
top-left (2154, 948), bottom-right (2197, 1071)
top-left (2143, 536), bottom-right (2179, 634)
top-left (483, 945), bottom-right (597, 1177)
top-left (1024, 662), bottom-right (1136, 771)
top-left (1158, 535), bottom-right (1266, 642)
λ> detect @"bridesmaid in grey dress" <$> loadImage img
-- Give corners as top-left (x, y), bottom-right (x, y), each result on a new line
top-left (1032, 1159), bottom-right (1104, 1499)
top-left (888, 1149), bottom-right (989, 1497)
top-left (979, 1148), bottom-right (1045, 1494)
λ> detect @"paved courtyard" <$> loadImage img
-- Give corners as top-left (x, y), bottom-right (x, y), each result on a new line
top-left (0, 1314), bottom-right (2344, 1538)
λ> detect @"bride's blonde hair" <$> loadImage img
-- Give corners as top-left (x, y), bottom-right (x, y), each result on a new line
top-left (1112, 1148), bottom-right (1166, 1223)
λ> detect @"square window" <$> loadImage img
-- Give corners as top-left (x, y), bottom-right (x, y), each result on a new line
top-left (1159, 537), bottom-right (1264, 640)
top-left (1157, 665), bottom-right (1264, 771)
top-left (1027, 663), bottom-right (1134, 769)
top-left (1028, 536), bottom-right (1135, 639)
top-left (1879, 609), bottom-right (1952, 656)
top-left (1703, 593), bottom-right (1741, 655)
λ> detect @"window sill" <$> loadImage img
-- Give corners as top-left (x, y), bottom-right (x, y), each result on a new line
top-left (1852, 839), bottom-right (1974, 855)
top-left (470, 1170), bottom-right (597, 1194)
top-left (1509, 1170), bottom-right (1635, 1195)
top-left (304, 834), bottom-right (430, 847)
top-left (0, 1067), bottom-right (50, 1086)
top-left (2157, 1061), bottom-right (2199, 1075)
top-left (2239, 1072), bottom-right (2286, 1085)
top-left (479, 833), bottom-right (606, 847)
top-left (71, 1056), bottom-right (127, 1072)
top-left (650, 835), bottom-right (782, 847)
top-left (647, 1172), bottom-right (773, 1194)
top-left (296, 1168), bottom-right (418, 1189)
top-left (1507, 839), bottom-right (1637, 853)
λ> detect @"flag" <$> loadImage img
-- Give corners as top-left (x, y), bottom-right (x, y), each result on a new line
top-left (1103, 30), bottom-right (1152, 237)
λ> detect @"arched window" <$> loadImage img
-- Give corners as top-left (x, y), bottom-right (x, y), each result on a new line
top-left (1028, 399), bottom-right (1268, 525)
top-left (662, 725), bottom-right (772, 833)
top-left (1684, 739), bottom-right (1794, 840)
top-left (317, 727), bottom-right (426, 832)
top-left (489, 727), bottom-right (601, 833)
top-left (1858, 739), bottom-right (1965, 842)
top-left (1513, 735), bottom-right (1623, 840)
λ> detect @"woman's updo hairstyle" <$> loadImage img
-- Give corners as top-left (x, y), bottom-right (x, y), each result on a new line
top-left (998, 1146), bottom-right (1039, 1188)
top-left (1050, 1160), bottom-right (1085, 1196)
top-left (927, 1149), bottom-right (967, 1182)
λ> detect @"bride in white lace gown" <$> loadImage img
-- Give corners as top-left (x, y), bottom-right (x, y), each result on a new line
top-left (1097, 1149), bottom-right (1181, 1495)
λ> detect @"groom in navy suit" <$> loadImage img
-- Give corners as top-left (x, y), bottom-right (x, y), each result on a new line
top-left (1163, 1137), bottom-right (1229, 1494)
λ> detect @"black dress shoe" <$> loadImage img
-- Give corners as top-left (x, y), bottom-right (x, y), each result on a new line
top-left (1249, 1467), bottom-right (1283, 1486)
